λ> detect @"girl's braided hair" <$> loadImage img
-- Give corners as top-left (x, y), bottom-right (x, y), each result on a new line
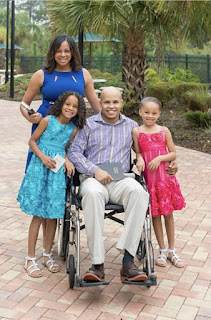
top-left (48, 91), bottom-right (86, 129)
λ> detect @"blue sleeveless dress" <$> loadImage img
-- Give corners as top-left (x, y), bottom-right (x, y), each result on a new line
top-left (17, 116), bottom-right (75, 219)
top-left (26, 68), bottom-right (85, 169)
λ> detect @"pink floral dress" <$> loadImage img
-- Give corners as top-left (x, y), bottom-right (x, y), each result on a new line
top-left (138, 127), bottom-right (186, 217)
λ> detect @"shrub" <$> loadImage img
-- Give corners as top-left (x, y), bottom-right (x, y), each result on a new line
top-left (146, 82), bottom-right (209, 108)
top-left (183, 87), bottom-right (211, 112)
top-left (185, 110), bottom-right (211, 128)
top-left (145, 68), bottom-right (160, 85)
top-left (161, 68), bottom-right (200, 83)
top-left (0, 73), bottom-right (33, 91)
top-left (0, 73), bottom-right (43, 99)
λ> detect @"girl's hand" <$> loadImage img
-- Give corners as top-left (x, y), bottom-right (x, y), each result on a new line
top-left (148, 156), bottom-right (161, 171)
top-left (64, 158), bottom-right (75, 177)
top-left (166, 161), bottom-right (178, 176)
top-left (41, 155), bottom-right (56, 169)
top-left (28, 112), bottom-right (43, 124)
top-left (136, 158), bottom-right (145, 174)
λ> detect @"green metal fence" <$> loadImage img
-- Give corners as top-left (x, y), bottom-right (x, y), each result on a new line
top-left (20, 54), bottom-right (122, 74)
top-left (147, 54), bottom-right (211, 83)
top-left (20, 55), bottom-right (45, 73)
top-left (20, 54), bottom-right (211, 83)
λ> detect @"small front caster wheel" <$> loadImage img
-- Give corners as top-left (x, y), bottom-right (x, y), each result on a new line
top-left (68, 255), bottom-right (75, 289)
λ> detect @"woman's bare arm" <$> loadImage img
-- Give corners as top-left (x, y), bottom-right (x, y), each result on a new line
top-left (20, 69), bottom-right (44, 124)
top-left (83, 68), bottom-right (101, 114)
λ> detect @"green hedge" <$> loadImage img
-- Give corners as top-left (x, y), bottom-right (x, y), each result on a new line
top-left (146, 82), bottom-right (209, 107)
top-left (185, 110), bottom-right (211, 128)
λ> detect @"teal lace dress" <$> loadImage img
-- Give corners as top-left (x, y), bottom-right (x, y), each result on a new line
top-left (17, 115), bottom-right (75, 219)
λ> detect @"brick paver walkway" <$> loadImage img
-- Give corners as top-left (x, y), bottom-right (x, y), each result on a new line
top-left (0, 99), bottom-right (211, 320)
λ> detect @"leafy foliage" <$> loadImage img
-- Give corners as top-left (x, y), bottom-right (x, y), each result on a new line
top-left (0, 1), bottom-right (51, 58)
top-left (122, 89), bottom-right (139, 116)
top-left (16, 0), bottom-right (47, 24)
top-left (146, 82), bottom-right (209, 106)
top-left (161, 68), bottom-right (200, 83)
top-left (145, 68), bottom-right (161, 85)
top-left (185, 110), bottom-right (211, 128)
top-left (183, 87), bottom-right (211, 112)
top-left (46, 0), bottom-right (211, 116)
top-left (0, 73), bottom-right (40, 98)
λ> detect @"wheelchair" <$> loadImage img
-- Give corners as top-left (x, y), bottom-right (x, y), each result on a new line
top-left (57, 166), bottom-right (157, 289)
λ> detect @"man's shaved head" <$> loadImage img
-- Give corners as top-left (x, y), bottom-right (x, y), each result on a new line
top-left (100, 86), bottom-right (122, 101)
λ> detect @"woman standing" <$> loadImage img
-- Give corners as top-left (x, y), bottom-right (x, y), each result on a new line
top-left (19, 34), bottom-right (101, 252)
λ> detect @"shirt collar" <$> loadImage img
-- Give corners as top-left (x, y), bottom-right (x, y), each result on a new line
top-left (94, 111), bottom-right (125, 125)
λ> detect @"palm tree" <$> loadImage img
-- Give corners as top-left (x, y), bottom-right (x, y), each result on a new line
top-left (47, 0), bottom-right (211, 115)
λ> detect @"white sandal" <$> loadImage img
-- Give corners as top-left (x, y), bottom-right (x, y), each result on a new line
top-left (43, 252), bottom-right (60, 273)
top-left (155, 248), bottom-right (167, 267)
top-left (167, 248), bottom-right (185, 268)
top-left (24, 256), bottom-right (42, 278)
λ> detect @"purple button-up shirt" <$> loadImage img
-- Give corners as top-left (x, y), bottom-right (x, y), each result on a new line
top-left (68, 112), bottom-right (138, 176)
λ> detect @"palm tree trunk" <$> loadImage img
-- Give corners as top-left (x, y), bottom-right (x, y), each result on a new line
top-left (122, 29), bottom-right (148, 116)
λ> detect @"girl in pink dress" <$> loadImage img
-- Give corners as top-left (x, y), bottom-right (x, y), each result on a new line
top-left (132, 97), bottom-right (185, 268)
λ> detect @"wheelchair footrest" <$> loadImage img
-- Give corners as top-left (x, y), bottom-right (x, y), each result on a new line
top-left (122, 277), bottom-right (157, 286)
top-left (76, 281), bottom-right (110, 287)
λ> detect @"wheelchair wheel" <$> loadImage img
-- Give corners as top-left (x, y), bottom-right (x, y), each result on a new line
top-left (68, 254), bottom-right (75, 289)
top-left (57, 218), bottom-right (62, 256)
top-left (61, 209), bottom-right (70, 260)
top-left (136, 239), bottom-right (146, 260)
top-left (144, 240), bottom-right (154, 276)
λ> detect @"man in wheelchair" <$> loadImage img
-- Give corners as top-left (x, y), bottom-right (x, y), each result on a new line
top-left (67, 87), bottom-right (149, 283)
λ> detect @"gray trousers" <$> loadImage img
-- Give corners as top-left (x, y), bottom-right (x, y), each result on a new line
top-left (79, 175), bottom-right (149, 265)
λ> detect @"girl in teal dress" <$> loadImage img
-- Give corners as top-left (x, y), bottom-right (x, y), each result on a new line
top-left (17, 91), bottom-right (86, 278)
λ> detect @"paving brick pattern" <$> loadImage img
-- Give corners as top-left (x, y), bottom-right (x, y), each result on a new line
top-left (0, 99), bottom-right (211, 319)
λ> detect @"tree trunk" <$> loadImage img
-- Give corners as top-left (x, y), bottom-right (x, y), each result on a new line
top-left (122, 29), bottom-right (148, 116)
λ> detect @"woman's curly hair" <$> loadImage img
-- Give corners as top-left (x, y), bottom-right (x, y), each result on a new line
top-left (44, 34), bottom-right (81, 74)
top-left (48, 91), bottom-right (86, 129)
